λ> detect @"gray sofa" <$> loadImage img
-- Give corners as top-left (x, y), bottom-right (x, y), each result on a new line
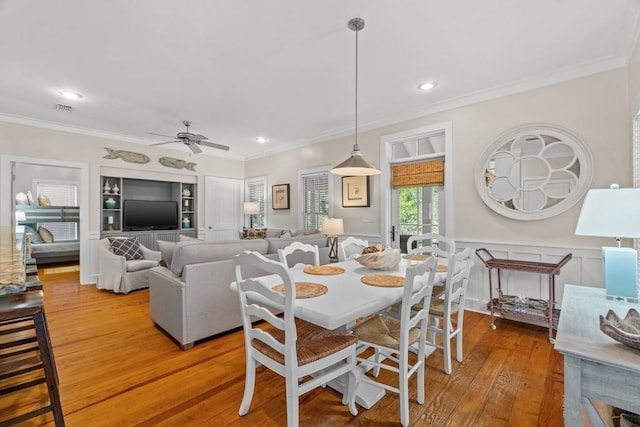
top-left (148, 232), bottom-right (329, 350)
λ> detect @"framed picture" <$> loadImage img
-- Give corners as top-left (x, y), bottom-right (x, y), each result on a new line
top-left (272, 184), bottom-right (290, 210)
top-left (342, 176), bottom-right (370, 207)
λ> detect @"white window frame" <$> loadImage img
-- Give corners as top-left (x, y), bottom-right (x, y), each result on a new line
top-left (298, 165), bottom-right (333, 231)
top-left (244, 176), bottom-right (267, 228)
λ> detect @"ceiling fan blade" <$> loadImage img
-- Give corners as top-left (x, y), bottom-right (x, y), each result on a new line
top-left (187, 142), bottom-right (203, 154)
top-left (190, 134), bottom-right (207, 141)
top-left (151, 140), bottom-right (180, 146)
top-left (146, 132), bottom-right (178, 139)
top-left (199, 141), bottom-right (230, 151)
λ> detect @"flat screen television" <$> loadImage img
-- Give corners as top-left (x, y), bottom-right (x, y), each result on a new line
top-left (122, 200), bottom-right (178, 231)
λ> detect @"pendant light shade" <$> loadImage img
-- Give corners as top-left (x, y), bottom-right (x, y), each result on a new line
top-left (331, 18), bottom-right (381, 176)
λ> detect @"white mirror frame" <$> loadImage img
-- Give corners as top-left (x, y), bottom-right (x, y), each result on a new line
top-left (475, 123), bottom-right (594, 221)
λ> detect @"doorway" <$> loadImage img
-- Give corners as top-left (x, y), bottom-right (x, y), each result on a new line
top-left (380, 122), bottom-right (453, 248)
top-left (1, 155), bottom-right (89, 284)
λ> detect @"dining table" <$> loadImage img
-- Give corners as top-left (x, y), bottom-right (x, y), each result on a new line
top-left (231, 254), bottom-right (450, 409)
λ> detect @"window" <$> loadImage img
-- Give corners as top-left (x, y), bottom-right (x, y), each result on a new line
top-left (245, 176), bottom-right (266, 228)
top-left (300, 169), bottom-right (329, 231)
top-left (35, 181), bottom-right (78, 241)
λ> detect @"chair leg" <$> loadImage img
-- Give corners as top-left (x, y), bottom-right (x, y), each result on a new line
top-left (285, 374), bottom-right (299, 427)
top-left (239, 357), bottom-right (256, 416)
top-left (373, 348), bottom-right (381, 377)
top-left (34, 312), bottom-right (65, 427)
top-left (399, 354), bottom-right (410, 427)
top-left (443, 324), bottom-right (452, 375)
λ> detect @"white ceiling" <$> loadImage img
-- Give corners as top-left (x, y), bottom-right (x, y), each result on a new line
top-left (1, 0), bottom-right (639, 160)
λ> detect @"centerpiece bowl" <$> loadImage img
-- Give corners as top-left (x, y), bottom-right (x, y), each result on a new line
top-left (356, 247), bottom-right (401, 270)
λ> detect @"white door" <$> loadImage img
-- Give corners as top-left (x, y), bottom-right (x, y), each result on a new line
top-left (204, 176), bottom-right (243, 241)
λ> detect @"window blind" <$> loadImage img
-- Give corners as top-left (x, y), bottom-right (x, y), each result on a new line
top-left (246, 179), bottom-right (266, 227)
top-left (36, 182), bottom-right (78, 241)
top-left (301, 171), bottom-right (329, 231)
top-left (392, 159), bottom-right (444, 189)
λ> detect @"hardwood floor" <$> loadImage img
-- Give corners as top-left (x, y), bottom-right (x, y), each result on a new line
top-left (1, 266), bottom-right (565, 426)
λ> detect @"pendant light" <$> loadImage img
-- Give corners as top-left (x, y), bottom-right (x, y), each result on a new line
top-left (331, 18), bottom-right (381, 176)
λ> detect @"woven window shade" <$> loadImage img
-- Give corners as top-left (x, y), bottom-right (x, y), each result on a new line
top-left (392, 160), bottom-right (444, 188)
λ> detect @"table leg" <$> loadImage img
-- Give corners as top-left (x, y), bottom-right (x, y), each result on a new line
top-left (564, 356), bottom-right (582, 427)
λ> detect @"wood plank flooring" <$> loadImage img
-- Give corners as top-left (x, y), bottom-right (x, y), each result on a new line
top-left (1, 266), bottom-right (565, 426)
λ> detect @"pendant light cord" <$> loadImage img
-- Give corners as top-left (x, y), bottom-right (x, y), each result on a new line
top-left (354, 24), bottom-right (359, 152)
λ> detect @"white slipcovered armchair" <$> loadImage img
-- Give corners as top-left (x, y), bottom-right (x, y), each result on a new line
top-left (97, 237), bottom-right (161, 294)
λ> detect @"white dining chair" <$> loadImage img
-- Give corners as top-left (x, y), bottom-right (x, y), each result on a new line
top-left (406, 233), bottom-right (455, 258)
top-left (338, 237), bottom-right (368, 261)
top-left (277, 241), bottom-right (320, 269)
top-left (350, 256), bottom-right (438, 427)
top-left (233, 251), bottom-right (359, 426)
top-left (427, 247), bottom-right (474, 374)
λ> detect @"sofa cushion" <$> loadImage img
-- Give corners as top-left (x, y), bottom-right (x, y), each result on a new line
top-left (109, 237), bottom-right (143, 260)
top-left (24, 225), bottom-right (44, 243)
top-left (265, 228), bottom-right (285, 238)
top-left (157, 240), bottom-right (177, 267)
top-left (126, 259), bottom-right (159, 272)
top-left (170, 239), bottom-right (269, 276)
top-left (266, 234), bottom-right (328, 254)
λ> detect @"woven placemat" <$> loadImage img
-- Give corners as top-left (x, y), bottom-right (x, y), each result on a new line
top-left (272, 282), bottom-right (328, 298)
top-left (403, 254), bottom-right (428, 261)
top-left (436, 265), bottom-right (447, 272)
top-left (360, 274), bottom-right (405, 287)
top-left (303, 265), bottom-right (346, 275)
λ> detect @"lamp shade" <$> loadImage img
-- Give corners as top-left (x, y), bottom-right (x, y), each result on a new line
top-left (575, 187), bottom-right (640, 238)
top-left (322, 218), bottom-right (344, 236)
top-left (243, 202), bottom-right (259, 215)
top-left (331, 149), bottom-right (382, 176)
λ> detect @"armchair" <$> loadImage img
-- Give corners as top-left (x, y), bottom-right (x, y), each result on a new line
top-left (97, 237), bottom-right (161, 294)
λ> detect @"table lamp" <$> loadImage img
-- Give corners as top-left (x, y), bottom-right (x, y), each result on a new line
top-left (575, 184), bottom-right (640, 302)
top-left (243, 202), bottom-right (259, 228)
top-left (322, 218), bottom-right (344, 262)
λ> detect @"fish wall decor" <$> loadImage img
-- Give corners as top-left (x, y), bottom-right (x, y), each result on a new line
top-left (158, 157), bottom-right (197, 171)
top-left (103, 147), bottom-right (150, 164)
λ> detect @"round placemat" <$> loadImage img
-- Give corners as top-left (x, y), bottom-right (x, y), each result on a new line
top-left (303, 265), bottom-right (346, 275)
top-left (272, 282), bottom-right (328, 298)
top-left (360, 274), bottom-right (405, 287)
top-left (403, 254), bottom-right (428, 261)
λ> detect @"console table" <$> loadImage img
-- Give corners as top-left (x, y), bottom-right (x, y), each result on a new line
top-left (554, 285), bottom-right (640, 426)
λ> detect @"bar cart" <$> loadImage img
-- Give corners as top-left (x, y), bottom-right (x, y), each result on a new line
top-left (475, 248), bottom-right (572, 343)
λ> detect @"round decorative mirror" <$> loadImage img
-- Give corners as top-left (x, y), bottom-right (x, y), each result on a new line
top-left (476, 124), bottom-right (593, 220)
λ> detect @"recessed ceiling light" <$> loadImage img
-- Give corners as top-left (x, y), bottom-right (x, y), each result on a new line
top-left (418, 81), bottom-right (437, 91)
top-left (57, 90), bottom-right (83, 100)
top-left (255, 136), bottom-right (268, 143)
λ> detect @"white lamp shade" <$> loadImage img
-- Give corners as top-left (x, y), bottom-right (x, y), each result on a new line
top-left (575, 187), bottom-right (640, 238)
top-left (243, 202), bottom-right (260, 215)
top-left (322, 218), bottom-right (344, 236)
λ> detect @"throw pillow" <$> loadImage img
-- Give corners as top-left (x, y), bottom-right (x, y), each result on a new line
top-left (157, 240), bottom-right (177, 267)
top-left (37, 226), bottom-right (54, 243)
top-left (37, 194), bottom-right (51, 206)
top-left (109, 237), bottom-right (143, 260)
top-left (242, 227), bottom-right (266, 239)
top-left (281, 230), bottom-right (292, 238)
top-left (24, 225), bottom-right (44, 243)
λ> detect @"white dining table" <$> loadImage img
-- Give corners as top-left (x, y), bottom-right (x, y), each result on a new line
top-left (231, 256), bottom-right (449, 409)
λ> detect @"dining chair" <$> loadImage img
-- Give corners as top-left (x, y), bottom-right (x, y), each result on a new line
top-left (350, 256), bottom-right (438, 427)
top-left (406, 233), bottom-right (456, 258)
top-left (338, 237), bottom-right (368, 261)
top-left (278, 241), bottom-right (320, 269)
top-left (233, 251), bottom-right (359, 426)
top-left (427, 247), bottom-right (474, 374)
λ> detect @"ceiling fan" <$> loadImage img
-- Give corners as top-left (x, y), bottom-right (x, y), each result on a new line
top-left (149, 120), bottom-right (230, 154)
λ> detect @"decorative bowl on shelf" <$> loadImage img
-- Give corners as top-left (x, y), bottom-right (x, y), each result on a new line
top-left (356, 248), bottom-right (401, 270)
